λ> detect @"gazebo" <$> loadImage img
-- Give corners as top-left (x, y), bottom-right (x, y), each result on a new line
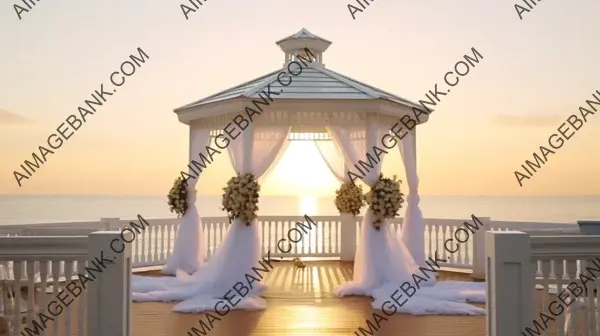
top-left (164, 28), bottom-right (429, 279)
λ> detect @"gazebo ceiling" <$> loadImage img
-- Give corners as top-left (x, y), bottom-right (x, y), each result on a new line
top-left (173, 28), bottom-right (429, 126)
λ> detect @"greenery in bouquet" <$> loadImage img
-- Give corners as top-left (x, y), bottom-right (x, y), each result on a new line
top-left (334, 181), bottom-right (365, 216)
top-left (167, 177), bottom-right (188, 218)
top-left (221, 173), bottom-right (260, 226)
top-left (364, 174), bottom-right (404, 230)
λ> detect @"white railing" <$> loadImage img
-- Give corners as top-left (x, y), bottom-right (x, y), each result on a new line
top-left (487, 230), bottom-right (600, 336)
top-left (0, 215), bottom-right (575, 276)
top-left (0, 231), bottom-right (132, 336)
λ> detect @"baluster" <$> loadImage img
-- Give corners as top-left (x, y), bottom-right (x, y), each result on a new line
top-left (426, 225), bottom-right (432, 261)
top-left (38, 261), bottom-right (49, 336)
top-left (64, 261), bottom-right (76, 336)
top-left (464, 226), bottom-right (471, 267)
top-left (166, 224), bottom-right (174, 259)
top-left (77, 258), bottom-right (86, 336)
top-left (581, 259), bottom-right (595, 336)
top-left (141, 226), bottom-right (148, 265)
top-left (555, 259), bottom-right (566, 336)
top-left (435, 226), bottom-right (442, 255)
top-left (564, 259), bottom-right (579, 336)
top-left (164, 224), bottom-right (170, 260)
top-left (260, 220), bottom-right (266, 256)
top-left (152, 224), bottom-right (163, 265)
top-left (25, 262), bottom-right (35, 330)
top-left (148, 225), bottom-right (154, 264)
top-left (442, 227), bottom-right (450, 262)
top-left (157, 224), bottom-right (164, 263)
top-left (12, 262), bottom-right (22, 335)
top-left (315, 220), bottom-right (320, 255)
top-left (207, 223), bottom-right (213, 259)
top-left (457, 226), bottom-right (465, 265)
top-left (587, 272), bottom-right (600, 336)
top-left (328, 220), bottom-right (333, 255)
top-left (540, 259), bottom-right (551, 331)
top-left (51, 261), bottom-right (60, 336)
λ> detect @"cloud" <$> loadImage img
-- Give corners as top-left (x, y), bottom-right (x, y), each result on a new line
top-left (490, 114), bottom-right (563, 127)
top-left (0, 109), bottom-right (34, 124)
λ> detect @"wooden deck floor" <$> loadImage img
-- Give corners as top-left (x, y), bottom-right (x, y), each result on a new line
top-left (132, 261), bottom-right (486, 336)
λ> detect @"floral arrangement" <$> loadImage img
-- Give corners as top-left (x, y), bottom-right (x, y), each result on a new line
top-left (364, 174), bottom-right (405, 230)
top-left (167, 177), bottom-right (188, 218)
top-left (221, 173), bottom-right (260, 226)
top-left (334, 181), bottom-right (365, 216)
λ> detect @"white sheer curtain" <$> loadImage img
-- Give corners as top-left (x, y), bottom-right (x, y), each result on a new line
top-left (329, 122), bottom-right (486, 316)
top-left (228, 125), bottom-right (291, 178)
top-left (314, 140), bottom-right (346, 182)
top-left (163, 127), bottom-right (210, 275)
top-left (329, 122), bottom-right (432, 297)
top-left (131, 125), bottom-right (291, 313)
top-left (398, 129), bottom-right (425, 267)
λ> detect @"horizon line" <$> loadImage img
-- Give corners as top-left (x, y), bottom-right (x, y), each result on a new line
top-left (1, 193), bottom-right (599, 197)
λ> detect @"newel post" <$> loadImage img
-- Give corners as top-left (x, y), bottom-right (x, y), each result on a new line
top-left (340, 214), bottom-right (357, 261)
top-left (486, 231), bottom-right (533, 336)
top-left (100, 217), bottom-right (121, 230)
top-left (88, 231), bottom-right (132, 336)
top-left (471, 216), bottom-right (491, 280)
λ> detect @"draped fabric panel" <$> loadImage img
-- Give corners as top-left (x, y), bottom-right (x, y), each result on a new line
top-left (398, 129), bottom-right (425, 267)
top-left (330, 122), bottom-right (434, 299)
top-left (163, 127), bottom-right (211, 275)
top-left (326, 126), bottom-right (365, 173)
top-left (228, 126), bottom-right (292, 179)
top-left (132, 125), bottom-right (291, 313)
top-left (314, 140), bottom-right (346, 182)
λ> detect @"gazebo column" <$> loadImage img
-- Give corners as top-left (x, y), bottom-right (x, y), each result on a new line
top-left (242, 123), bottom-right (254, 174)
top-left (366, 119), bottom-right (378, 156)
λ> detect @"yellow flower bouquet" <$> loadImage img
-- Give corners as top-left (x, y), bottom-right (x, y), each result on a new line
top-left (334, 181), bottom-right (365, 216)
top-left (364, 174), bottom-right (405, 230)
top-left (221, 173), bottom-right (260, 226)
top-left (167, 177), bottom-right (188, 218)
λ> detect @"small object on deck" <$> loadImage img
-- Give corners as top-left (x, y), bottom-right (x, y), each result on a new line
top-left (293, 258), bottom-right (306, 269)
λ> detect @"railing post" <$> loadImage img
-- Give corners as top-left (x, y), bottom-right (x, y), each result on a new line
top-left (471, 216), bottom-right (491, 280)
top-left (101, 217), bottom-right (121, 230)
top-left (88, 231), bottom-right (132, 336)
top-left (486, 231), bottom-right (533, 336)
top-left (340, 214), bottom-right (357, 261)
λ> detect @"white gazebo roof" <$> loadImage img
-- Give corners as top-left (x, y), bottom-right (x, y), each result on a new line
top-left (174, 28), bottom-right (429, 128)
top-left (176, 66), bottom-right (421, 109)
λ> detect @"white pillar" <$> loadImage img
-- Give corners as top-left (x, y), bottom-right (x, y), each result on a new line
top-left (470, 216), bottom-right (490, 280)
top-left (242, 123), bottom-right (254, 174)
top-left (101, 217), bottom-right (121, 230)
top-left (340, 214), bottom-right (357, 261)
top-left (366, 119), bottom-right (378, 155)
top-left (88, 231), bottom-right (132, 336)
top-left (486, 231), bottom-right (534, 336)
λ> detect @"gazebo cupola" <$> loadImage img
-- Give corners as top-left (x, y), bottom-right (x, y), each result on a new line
top-left (275, 28), bottom-right (331, 69)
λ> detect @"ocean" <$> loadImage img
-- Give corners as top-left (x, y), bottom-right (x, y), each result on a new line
top-left (0, 195), bottom-right (599, 226)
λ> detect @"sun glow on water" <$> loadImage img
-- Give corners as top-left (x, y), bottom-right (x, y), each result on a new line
top-left (299, 195), bottom-right (317, 216)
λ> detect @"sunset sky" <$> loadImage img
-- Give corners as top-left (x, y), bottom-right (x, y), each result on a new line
top-left (1, 0), bottom-right (599, 196)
